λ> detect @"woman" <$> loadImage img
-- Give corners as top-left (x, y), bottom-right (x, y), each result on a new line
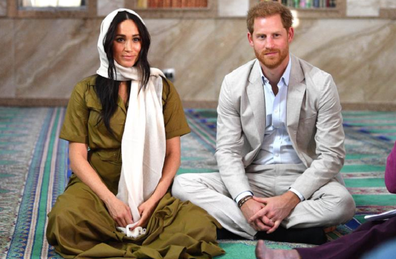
top-left (46, 8), bottom-right (224, 258)
top-left (255, 141), bottom-right (396, 259)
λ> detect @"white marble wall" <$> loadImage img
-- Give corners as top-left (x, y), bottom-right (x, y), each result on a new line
top-left (347, 0), bottom-right (396, 17)
top-left (292, 19), bottom-right (396, 105)
top-left (1, 0), bottom-right (396, 108)
top-left (347, 0), bottom-right (379, 17)
top-left (0, 0), bottom-right (6, 16)
top-left (218, 0), bottom-right (249, 17)
top-left (381, 0), bottom-right (396, 9)
top-left (147, 19), bottom-right (253, 101)
top-left (97, 0), bottom-right (124, 16)
top-left (0, 20), bottom-right (14, 97)
top-left (9, 19), bottom-right (100, 98)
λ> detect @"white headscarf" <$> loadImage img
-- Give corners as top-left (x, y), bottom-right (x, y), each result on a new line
top-left (96, 9), bottom-right (166, 236)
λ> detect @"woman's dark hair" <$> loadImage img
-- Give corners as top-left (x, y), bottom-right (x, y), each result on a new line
top-left (95, 11), bottom-right (151, 136)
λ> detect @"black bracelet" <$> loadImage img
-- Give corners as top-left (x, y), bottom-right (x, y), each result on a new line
top-left (238, 195), bottom-right (253, 208)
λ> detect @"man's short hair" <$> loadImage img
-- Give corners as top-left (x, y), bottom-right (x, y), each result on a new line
top-left (247, 1), bottom-right (293, 34)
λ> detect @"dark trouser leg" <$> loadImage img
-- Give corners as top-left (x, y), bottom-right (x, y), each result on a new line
top-left (296, 217), bottom-right (396, 259)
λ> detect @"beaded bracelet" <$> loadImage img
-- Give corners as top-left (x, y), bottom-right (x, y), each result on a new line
top-left (238, 195), bottom-right (253, 208)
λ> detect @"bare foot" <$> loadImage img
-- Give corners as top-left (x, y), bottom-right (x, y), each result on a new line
top-left (255, 240), bottom-right (301, 259)
top-left (324, 226), bottom-right (337, 233)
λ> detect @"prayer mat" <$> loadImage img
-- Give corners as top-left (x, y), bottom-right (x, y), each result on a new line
top-left (1, 107), bottom-right (395, 259)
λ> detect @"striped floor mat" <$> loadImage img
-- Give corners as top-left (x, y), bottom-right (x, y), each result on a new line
top-left (1, 108), bottom-right (395, 258)
top-left (1, 107), bottom-right (68, 259)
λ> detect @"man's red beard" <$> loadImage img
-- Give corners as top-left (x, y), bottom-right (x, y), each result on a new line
top-left (256, 48), bottom-right (288, 69)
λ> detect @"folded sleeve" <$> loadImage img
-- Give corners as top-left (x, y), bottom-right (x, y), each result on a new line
top-left (60, 80), bottom-right (90, 144)
top-left (162, 78), bottom-right (190, 139)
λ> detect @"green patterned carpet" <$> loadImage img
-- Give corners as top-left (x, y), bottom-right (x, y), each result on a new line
top-left (0, 107), bottom-right (395, 259)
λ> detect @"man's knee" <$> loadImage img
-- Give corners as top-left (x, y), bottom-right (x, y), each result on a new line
top-left (172, 174), bottom-right (188, 200)
top-left (339, 191), bottom-right (356, 221)
top-left (172, 174), bottom-right (202, 201)
top-left (327, 189), bottom-right (356, 224)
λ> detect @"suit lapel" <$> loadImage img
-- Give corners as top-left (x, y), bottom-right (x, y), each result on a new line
top-left (247, 60), bottom-right (266, 143)
top-left (287, 55), bottom-right (306, 136)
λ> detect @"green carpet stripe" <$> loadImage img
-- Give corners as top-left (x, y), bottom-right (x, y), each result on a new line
top-left (0, 141), bottom-right (24, 145)
top-left (31, 108), bottom-right (61, 256)
top-left (345, 154), bottom-right (377, 160)
top-left (327, 232), bottom-right (340, 240)
top-left (342, 111), bottom-right (394, 116)
top-left (0, 150), bottom-right (20, 155)
top-left (353, 195), bottom-right (396, 206)
top-left (341, 165), bottom-right (386, 172)
top-left (177, 168), bottom-right (218, 174)
top-left (345, 122), bottom-right (396, 127)
top-left (219, 243), bottom-right (256, 259)
top-left (0, 125), bottom-right (32, 129)
top-left (189, 110), bottom-right (217, 118)
top-left (0, 161), bottom-right (18, 165)
top-left (181, 157), bottom-right (206, 161)
top-left (0, 173), bottom-right (15, 178)
top-left (342, 116), bottom-right (396, 121)
top-left (0, 133), bottom-right (28, 137)
top-left (201, 118), bottom-right (217, 123)
top-left (188, 119), bottom-right (215, 145)
top-left (354, 215), bottom-right (366, 223)
top-left (54, 138), bottom-right (68, 204)
top-left (365, 129), bottom-right (396, 133)
top-left (0, 122), bottom-right (25, 125)
top-left (344, 178), bottom-right (385, 188)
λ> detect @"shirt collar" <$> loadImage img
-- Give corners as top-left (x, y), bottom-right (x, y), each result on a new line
top-left (260, 56), bottom-right (292, 87)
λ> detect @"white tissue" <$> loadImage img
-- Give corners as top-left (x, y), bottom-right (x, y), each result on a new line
top-left (117, 222), bottom-right (147, 238)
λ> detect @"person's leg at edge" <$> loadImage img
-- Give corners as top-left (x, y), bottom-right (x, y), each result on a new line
top-left (256, 218), bottom-right (396, 259)
top-left (255, 240), bottom-right (300, 259)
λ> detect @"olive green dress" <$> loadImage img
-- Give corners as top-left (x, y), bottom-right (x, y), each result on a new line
top-left (46, 75), bottom-right (224, 259)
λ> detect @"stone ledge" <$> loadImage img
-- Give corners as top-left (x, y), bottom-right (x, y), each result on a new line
top-left (1, 98), bottom-right (395, 111)
top-left (0, 98), bottom-right (69, 106)
top-left (342, 102), bottom-right (396, 111)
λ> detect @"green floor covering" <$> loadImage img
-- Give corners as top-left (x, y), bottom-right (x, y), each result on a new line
top-left (0, 108), bottom-right (395, 259)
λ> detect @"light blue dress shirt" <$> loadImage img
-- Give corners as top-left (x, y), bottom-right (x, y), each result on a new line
top-left (253, 57), bottom-right (302, 165)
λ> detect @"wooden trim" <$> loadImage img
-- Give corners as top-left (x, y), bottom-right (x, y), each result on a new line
top-left (341, 102), bottom-right (396, 112)
top-left (124, 0), bottom-right (217, 19)
top-left (0, 98), bottom-right (69, 107)
top-left (0, 98), bottom-right (219, 109)
top-left (7, 0), bottom-right (97, 18)
top-left (182, 100), bottom-right (217, 109)
top-left (379, 8), bottom-right (396, 19)
top-left (1, 98), bottom-right (395, 111)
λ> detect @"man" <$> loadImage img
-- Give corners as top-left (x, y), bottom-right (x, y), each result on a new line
top-left (172, 1), bottom-right (355, 242)
top-left (255, 141), bottom-right (396, 259)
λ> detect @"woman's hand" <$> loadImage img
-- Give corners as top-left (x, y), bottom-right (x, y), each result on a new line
top-left (104, 195), bottom-right (134, 227)
top-left (69, 142), bottom-right (134, 227)
top-left (130, 137), bottom-right (181, 229)
top-left (136, 198), bottom-right (158, 228)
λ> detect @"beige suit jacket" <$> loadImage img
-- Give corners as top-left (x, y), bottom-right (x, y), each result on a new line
top-left (215, 55), bottom-right (346, 200)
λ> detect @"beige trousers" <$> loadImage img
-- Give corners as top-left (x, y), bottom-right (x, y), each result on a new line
top-left (172, 164), bottom-right (355, 240)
